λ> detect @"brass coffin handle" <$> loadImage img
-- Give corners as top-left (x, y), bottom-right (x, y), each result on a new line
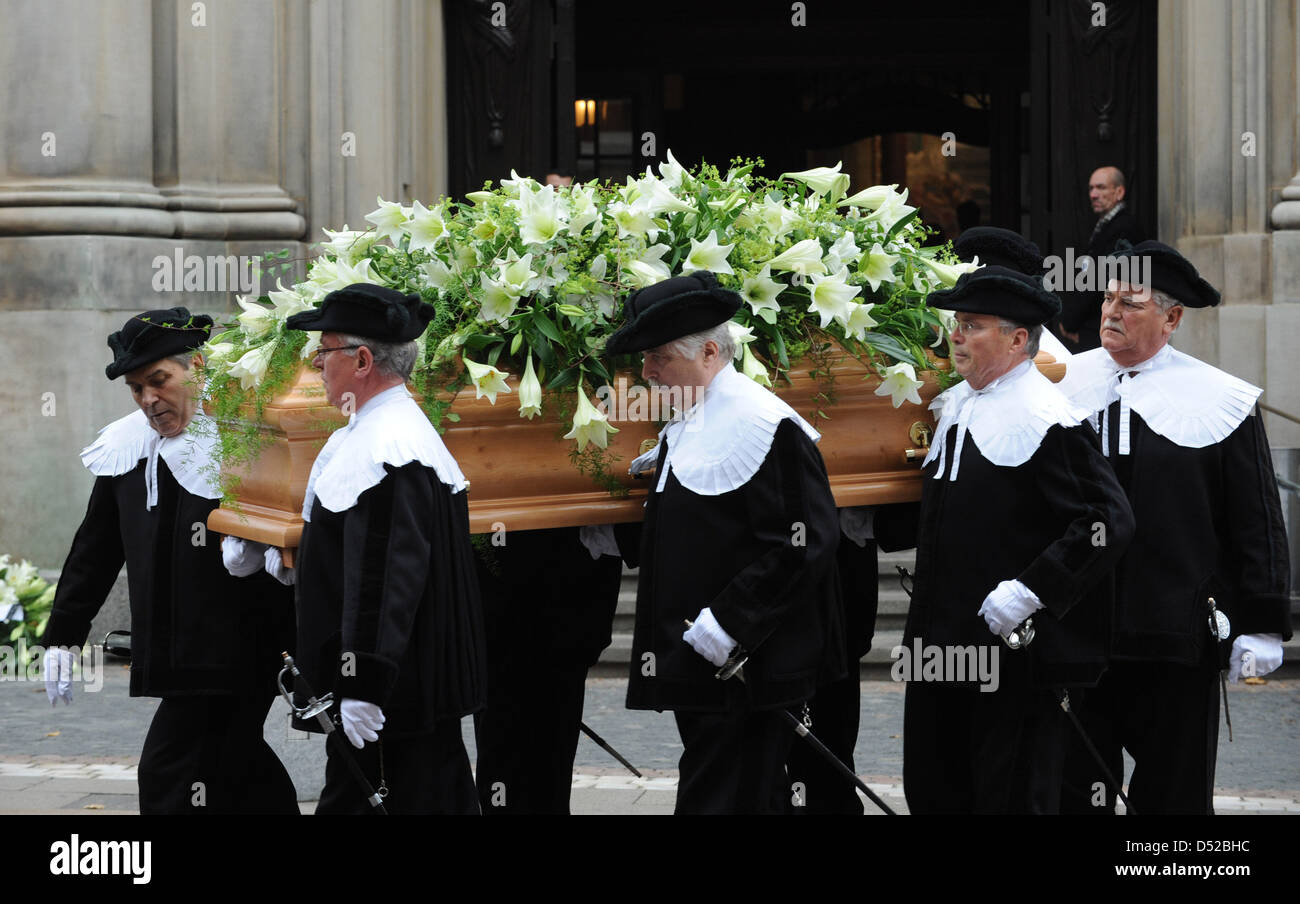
top-left (902, 421), bottom-right (933, 465)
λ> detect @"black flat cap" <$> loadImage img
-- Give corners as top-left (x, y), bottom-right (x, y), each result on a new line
top-left (105, 307), bottom-right (213, 380)
top-left (953, 227), bottom-right (1044, 276)
top-left (928, 265), bottom-right (1061, 326)
top-left (1110, 239), bottom-right (1220, 308)
top-left (604, 272), bottom-right (742, 356)
top-left (285, 283), bottom-right (435, 342)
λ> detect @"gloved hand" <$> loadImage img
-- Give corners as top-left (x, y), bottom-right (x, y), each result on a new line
top-left (263, 546), bottom-right (295, 586)
top-left (978, 579), bottom-right (1044, 638)
top-left (1228, 633), bottom-right (1284, 683)
top-left (683, 607), bottom-right (737, 667)
top-left (221, 536), bottom-right (266, 578)
top-left (339, 698), bottom-right (385, 749)
top-left (44, 647), bottom-right (76, 706)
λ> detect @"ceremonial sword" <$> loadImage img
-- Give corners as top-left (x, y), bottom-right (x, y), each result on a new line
top-left (277, 652), bottom-right (389, 815)
top-left (684, 619), bottom-right (898, 816)
top-left (579, 721), bottom-right (643, 777)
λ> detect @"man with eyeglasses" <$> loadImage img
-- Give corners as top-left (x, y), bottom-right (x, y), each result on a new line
top-left (901, 266), bottom-right (1134, 813)
top-left (282, 283), bottom-right (486, 814)
top-left (1057, 241), bottom-right (1291, 814)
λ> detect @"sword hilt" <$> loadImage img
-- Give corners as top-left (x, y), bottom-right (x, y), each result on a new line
top-left (1002, 617), bottom-right (1036, 650)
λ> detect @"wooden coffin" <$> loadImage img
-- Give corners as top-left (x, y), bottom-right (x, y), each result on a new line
top-left (207, 352), bottom-right (1065, 551)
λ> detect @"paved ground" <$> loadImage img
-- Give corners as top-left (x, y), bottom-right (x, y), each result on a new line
top-left (1, 663), bottom-right (1297, 814)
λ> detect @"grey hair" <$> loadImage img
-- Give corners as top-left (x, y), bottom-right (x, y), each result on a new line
top-left (168, 352), bottom-right (198, 369)
top-left (1149, 290), bottom-right (1183, 334)
top-left (337, 333), bottom-right (419, 380)
top-left (669, 321), bottom-right (735, 362)
top-left (996, 319), bottom-right (1043, 359)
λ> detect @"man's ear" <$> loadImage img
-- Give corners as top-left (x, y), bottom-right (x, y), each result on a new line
top-left (1114, 184), bottom-right (1127, 203)
top-left (354, 344), bottom-right (374, 375)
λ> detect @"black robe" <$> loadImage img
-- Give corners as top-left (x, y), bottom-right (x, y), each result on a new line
top-left (45, 459), bottom-right (293, 697)
top-left (1096, 406), bottom-right (1292, 663)
top-left (1060, 205), bottom-right (1145, 350)
top-left (626, 418), bottom-right (846, 712)
top-left (906, 421), bottom-right (1135, 687)
top-left (293, 461), bottom-right (486, 737)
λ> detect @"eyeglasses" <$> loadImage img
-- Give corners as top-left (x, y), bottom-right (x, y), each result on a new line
top-left (313, 344), bottom-right (363, 359)
top-left (952, 319), bottom-right (994, 336)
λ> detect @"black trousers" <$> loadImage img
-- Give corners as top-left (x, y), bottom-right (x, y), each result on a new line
top-left (1060, 657), bottom-right (1220, 815)
top-left (316, 719), bottom-right (479, 815)
top-left (674, 709), bottom-right (797, 814)
top-left (785, 675), bottom-right (863, 814)
top-left (474, 662), bottom-right (589, 814)
top-left (903, 678), bottom-right (1067, 814)
top-left (137, 694), bottom-right (298, 815)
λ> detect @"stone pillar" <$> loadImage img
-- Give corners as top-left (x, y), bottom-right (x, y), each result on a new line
top-left (1158, 0), bottom-right (1300, 448)
top-left (0, 0), bottom-right (448, 566)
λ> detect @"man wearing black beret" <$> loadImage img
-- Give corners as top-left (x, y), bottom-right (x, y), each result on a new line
top-left (284, 283), bottom-right (486, 814)
top-left (611, 271), bottom-right (847, 814)
top-left (1057, 242), bottom-right (1291, 814)
top-left (41, 308), bottom-right (299, 814)
top-left (900, 267), bottom-right (1134, 813)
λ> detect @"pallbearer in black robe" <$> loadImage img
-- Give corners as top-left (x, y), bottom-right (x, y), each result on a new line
top-left (285, 283), bottom-right (486, 815)
top-left (472, 526), bottom-right (625, 814)
top-left (902, 268), bottom-right (1135, 814)
top-left (607, 272), bottom-right (846, 815)
top-left (43, 308), bottom-right (298, 815)
top-left (1056, 241), bottom-right (1291, 815)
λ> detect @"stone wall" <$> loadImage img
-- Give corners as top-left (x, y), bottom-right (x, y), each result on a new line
top-left (0, 0), bottom-right (448, 567)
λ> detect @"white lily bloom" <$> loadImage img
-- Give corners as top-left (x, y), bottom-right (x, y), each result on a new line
top-left (840, 184), bottom-right (900, 210)
top-left (925, 257), bottom-right (981, 288)
top-left (516, 185), bottom-right (568, 246)
top-left (463, 357), bottom-right (513, 404)
top-left (682, 230), bottom-right (735, 275)
top-left (658, 149), bottom-right (688, 189)
top-left (780, 162), bottom-right (850, 202)
top-left (842, 301), bottom-right (879, 341)
top-left (364, 196), bottom-right (409, 244)
top-left (859, 242), bottom-right (902, 292)
top-left (806, 268), bottom-right (861, 328)
top-left (876, 362), bottom-right (925, 408)
top-left (726, 321), bottom-right (756, 359)
top-left (739, 344), bottom-right (772, 387)
top-left (568, 184), bottom-right (601, 236)
top-left (864, 188), bottom-right (917, 231)
top-left (823, 232), bottom-right (862, 273)
top-left (499, 169), bottom-right (535, 199)
top-left (267, 280), bottom-right (314, 321)
top-left (477, 273), bottom-right (522, 325)
top-left (741, 264), bottom-right (784, 316)
top-left (563, 387), bottom-right (619, 451)
top-left (204, 341), bottom-right (237, 363)
top-left (229, 341), bottom-right (277, 390)
top-left (321, 225), bottom-right (376, 264)
top-left (497, 250), bottom-right (538, 296)
top-left (609, 199), bottom-right (658, 240)
top-left (765, 238), bottom-right (827, 276)
top-left (623, 259), bottom-right (670, 289)
top-left (405, 200), bottom-right (449, 253)
top-left (300, 332), bottom-right (322, 360)
top-left (236, 295), bottom-right (275, 340)
top-left (420, 258), bottom-right (455, 292)
top-left (518, 354), bottom-right (543, 419)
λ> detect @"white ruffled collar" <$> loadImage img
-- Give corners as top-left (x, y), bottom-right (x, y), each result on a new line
top-left (1057, 345), bottom-right (1261, 451)
top-left (630, 364), bottom-right (821, 497)
top-left (80, 409), bottom-right (222, 508)
top-left (303, 384), bottom-right (468, 519)
top-left (923, 359), bottom-right (1089, 480)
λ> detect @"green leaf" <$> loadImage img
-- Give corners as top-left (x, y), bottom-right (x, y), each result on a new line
top-left (533, 311), bottom-right (564, 344)
top-left (445, 412), bottom-right (460, 423)
top-left (757, 307), bottom-right (778, 325)
top-left (864, 331), bottom-right (921, 367)
top-left (546, 363), bottom-right (580, 390)
top-left (773, 330), bottom-right (789, 368)
top-left (886, 209), bottom-right (922, 242)
top-left (463, 333), bottom-right (498, 352)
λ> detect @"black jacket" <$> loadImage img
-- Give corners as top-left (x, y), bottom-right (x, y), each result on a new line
top-left (904, 422), bottom-right (1135, 687)
top-left (293, 462), bottom-right (486, 736)
top-left (626, 418), bottom-right (846, 712)
top-left (45, 460), bottom-right (294, 697)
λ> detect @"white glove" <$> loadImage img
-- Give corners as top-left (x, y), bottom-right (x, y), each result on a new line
top-left (221, 536), bottom-right (265, 578)
top-left (1228, 633), bottom-right (1284, 683)
top-left (43, 647), bottom-right (76, 706)
top-left (263, 546), bottom-right (295, 586)
top-left (683, 607), bottom-right (738, 667)
top-left (978, 579), bottom-right (1044, 637)
top-left (339, 698), bottom-right (385, 749)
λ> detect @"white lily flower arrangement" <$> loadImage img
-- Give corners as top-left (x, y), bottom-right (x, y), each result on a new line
top-left (202, 154), bottom-right (974, 489)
